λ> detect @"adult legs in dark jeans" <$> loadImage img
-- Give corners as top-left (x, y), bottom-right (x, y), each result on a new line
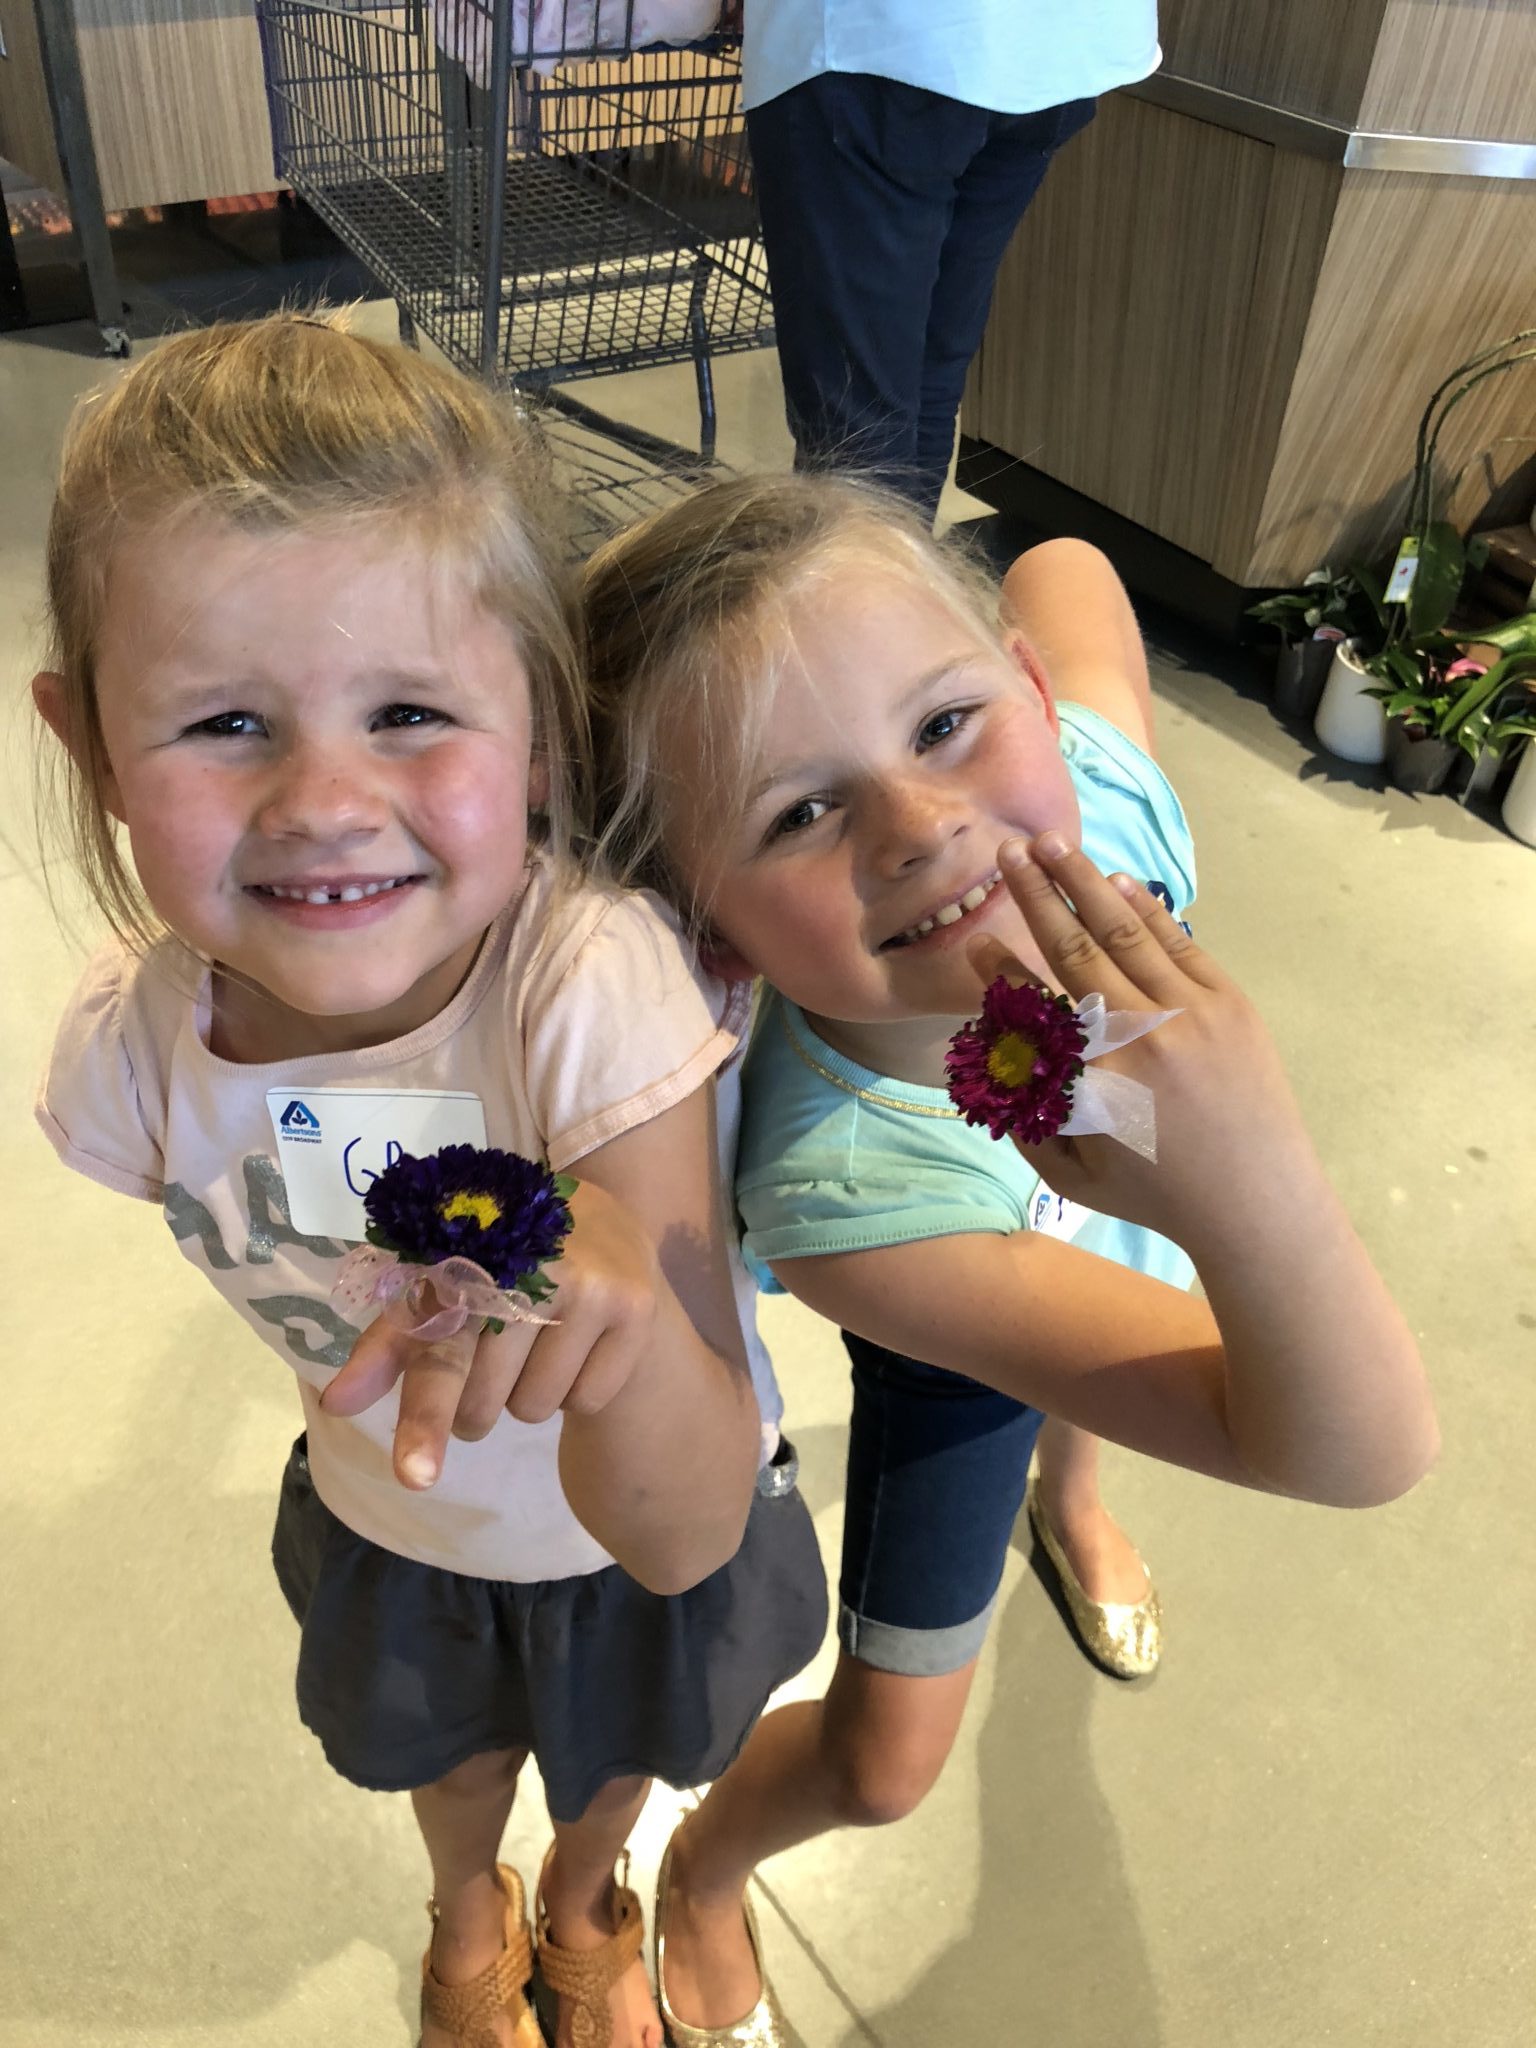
top-left (746, 74), bottom-right (1094, 522)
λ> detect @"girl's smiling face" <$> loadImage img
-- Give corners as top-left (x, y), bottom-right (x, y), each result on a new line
top-left (667, 569), bottom-right (1082, 1042)
top-left (70, 519), bottom-right (541, 1061)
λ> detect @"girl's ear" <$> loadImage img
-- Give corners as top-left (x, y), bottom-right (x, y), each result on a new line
top-left (527, 749), bottom-right (551, 815)
top-left (697, 929), bottom-right (757, 984)
top-left (1001, 630), bottom-right (1061, 739)
top-left (33, 671), bottom-right (128, 823)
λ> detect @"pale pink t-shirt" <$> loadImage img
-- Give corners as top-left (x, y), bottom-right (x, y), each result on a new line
top-left (36, 859), bottom-right (782, 1582)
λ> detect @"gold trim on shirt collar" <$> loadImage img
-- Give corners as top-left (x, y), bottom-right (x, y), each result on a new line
top-left (779, 1005), bottom-right (961, 1119)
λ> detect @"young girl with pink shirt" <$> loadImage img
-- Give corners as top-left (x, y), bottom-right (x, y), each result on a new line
top-left (31, 317), bottom-right (824, 2048)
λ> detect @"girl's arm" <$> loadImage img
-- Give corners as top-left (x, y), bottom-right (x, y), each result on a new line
top-left (1002, 538), bottom-right (1157, 753)
top-left (552, 1081), bottom-right (763, 1591)
top-left (777, 839), bottom-right (1438, 1511)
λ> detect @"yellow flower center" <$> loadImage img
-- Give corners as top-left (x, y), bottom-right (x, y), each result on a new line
top-left (440, 1191), bottom-right (502, 1230)
top-left (986, 1032), bottom-right (1040, 1090)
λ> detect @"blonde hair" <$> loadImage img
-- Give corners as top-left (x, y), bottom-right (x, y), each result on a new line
top-left (581, 472), bottom-right (1005, 925)
top-left (41, 312), bottom-right (585, 951)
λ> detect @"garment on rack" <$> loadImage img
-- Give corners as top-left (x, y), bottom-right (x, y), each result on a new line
top-left (432, 0), bottom-right (720, 86)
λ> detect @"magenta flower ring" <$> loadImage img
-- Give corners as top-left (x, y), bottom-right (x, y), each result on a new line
top-left (946, 979), bottom-right (1180, 1159)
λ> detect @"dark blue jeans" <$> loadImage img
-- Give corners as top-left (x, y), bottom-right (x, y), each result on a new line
top-left (746, 73), bottom-right (1095, 521)
top-left (838, 1331), bottom-right (1046, 1675)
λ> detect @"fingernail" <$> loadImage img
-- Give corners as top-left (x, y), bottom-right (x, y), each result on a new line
top-left (999, 837), bottom-right (1030, 869)
top-left (401, 1450), bottom-right (438, 1489)
top-left (1034, 830), bottom-right (1071, 861)
top-left (1111, 872), bottom-right (1139, 897)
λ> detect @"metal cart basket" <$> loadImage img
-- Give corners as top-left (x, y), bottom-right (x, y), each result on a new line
top-left (256, 1), bottom-right (772, 534)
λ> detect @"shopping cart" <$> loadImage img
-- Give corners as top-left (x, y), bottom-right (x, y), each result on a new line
top-left (255, 1), bottom-right (773, 539)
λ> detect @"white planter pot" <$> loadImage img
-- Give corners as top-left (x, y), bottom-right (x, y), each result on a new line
top-left (1314, 639), bottom-right (1387, 765)
top-left (1501, 741), bottom-right (1536, 846)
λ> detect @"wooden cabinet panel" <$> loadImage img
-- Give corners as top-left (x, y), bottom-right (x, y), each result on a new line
top-left (964, 95), bottom-right (1332, 569)
top-left (1248, 172), bottom-right (1536, 582)
top-left (73, 1), bottom-right (279, 210)
top-left (1157, 0), bottom-right (1388, 127)
top-left (0, 0), bottom-right (66, 191)
top-left (1361, 0), bottom-right (1536, 143)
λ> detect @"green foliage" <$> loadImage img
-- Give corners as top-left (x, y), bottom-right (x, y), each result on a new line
top-left (1434, 652), bottom-right (1536, 757)
top-left (1405, 522), bottom-right (1466, 637)
top-left (1247, 567), bottom-right (1368, 643)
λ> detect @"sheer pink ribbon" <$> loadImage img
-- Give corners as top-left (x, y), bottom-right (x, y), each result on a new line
top-left (331, 1246), bottom-right (554, 1344)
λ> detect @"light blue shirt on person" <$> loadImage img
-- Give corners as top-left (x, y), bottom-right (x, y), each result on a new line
top-left (736, 703), bottom-right (1198, 1297)
top-left (742, 1), bottom-right (1162, 115)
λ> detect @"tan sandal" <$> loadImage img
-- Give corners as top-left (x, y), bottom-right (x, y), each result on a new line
top-left (533, 1843), bottom-right (647, 2048)
top-left (420, 1862), bottom-right (544, 2048)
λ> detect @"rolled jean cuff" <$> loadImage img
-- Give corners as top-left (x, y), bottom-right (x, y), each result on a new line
top-left (837, 1590), bottom-right (997, 1676)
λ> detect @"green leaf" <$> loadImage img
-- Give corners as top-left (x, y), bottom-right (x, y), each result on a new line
top-left (1406, 522), bottom-right (1466, 636)
top-left (1434, 656), bottom-right (1521, 738)
top-left (1465, 610), bottom-right (1536, 657)
top-left (553, 1174), bottom-right (580, 1202)
top-left (1381, 689), bottom-right (1434, 718)
top-left (518, 1269), bottom-right (557, 1308)
top-left (1347, 560), bottom-right (1390, 635)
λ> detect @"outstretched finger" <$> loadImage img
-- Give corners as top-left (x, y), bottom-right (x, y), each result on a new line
top-left (1105, 872), bottom-right (1231, 993)
top-left (995, 836), bottom-right (1146, 1009)
top-left (320, 1314), bottom-right (412, 1418)
top-left (391, 1324), bottom-right (480, 1488)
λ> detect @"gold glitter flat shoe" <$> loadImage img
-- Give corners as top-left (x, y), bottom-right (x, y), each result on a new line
top-left (1026, 1475), bottom-right (1162, 1679)
top-left (655, 1829), bottom-right (792, 2048)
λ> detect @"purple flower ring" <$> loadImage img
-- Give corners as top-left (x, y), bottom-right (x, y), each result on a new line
top-left (331, 1143), bottom-right (575, 1343)
top-left (946, 978), bottom-right (1088, 1144)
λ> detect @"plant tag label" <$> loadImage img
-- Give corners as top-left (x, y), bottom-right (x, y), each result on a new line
top-left (1385, 538), bottom-right (1420, 604)
top-left (265, 1087), bottom-right (487, 1239)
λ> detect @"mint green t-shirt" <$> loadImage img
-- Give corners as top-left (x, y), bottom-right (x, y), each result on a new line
top-left (736, 704), bottom-right (1198, 1293)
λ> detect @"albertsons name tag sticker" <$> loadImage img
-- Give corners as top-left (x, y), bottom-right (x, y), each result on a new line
top-left (1030, 1186), bottom-right (1092, 1243)
top-left (265, 1087), bottom-right (487, 1240)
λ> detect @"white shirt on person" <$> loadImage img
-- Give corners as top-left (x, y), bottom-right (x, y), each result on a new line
top-left (743, 0), bottom-right (1161, 115)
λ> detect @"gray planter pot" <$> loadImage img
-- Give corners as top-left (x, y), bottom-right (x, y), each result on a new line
top-left (1385, 716), bottom-right (1459, 794)
top-left (1272, 636), bottom-right (1337, 721)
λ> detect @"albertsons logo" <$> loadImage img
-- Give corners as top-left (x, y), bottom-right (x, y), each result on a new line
top-left (278, 1100), bottom-right (323, 1143)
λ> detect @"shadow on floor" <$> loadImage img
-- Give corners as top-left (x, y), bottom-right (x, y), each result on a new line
top-left (855, 1532), bottom-right (1163, 2048)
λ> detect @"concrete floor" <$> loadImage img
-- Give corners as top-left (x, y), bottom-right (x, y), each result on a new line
top-left (2, 302), bottom-right (1534, 2048)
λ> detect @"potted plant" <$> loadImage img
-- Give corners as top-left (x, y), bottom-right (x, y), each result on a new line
top-left (1314, 328), bottom-right (1536, 768)
top-left (1248, 567), bottom-right (1363, 720)
top-left (1365, 643), bottom-right (1485, 794)
top-left (1432, 616), bottom-right (1536, 828)
top-left (1494, 710), bottom-right (1536, 845)
top-left (1312, 561), bottom-right (1392, 763)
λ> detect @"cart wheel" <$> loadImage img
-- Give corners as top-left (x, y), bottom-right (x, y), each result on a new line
top-left (397, 301), bottom-right (419, 350)
top-left (100, 325), bottom-right (132, 359)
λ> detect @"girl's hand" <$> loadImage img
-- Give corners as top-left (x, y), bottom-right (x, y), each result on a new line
top-left (971, 833), bottom-right (1318, 1250)
top-left (320, 1179), bottom-right (661, 1490)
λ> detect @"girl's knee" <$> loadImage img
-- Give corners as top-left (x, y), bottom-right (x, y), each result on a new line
top-left (821, 1723), bottom-right (948, 1828)
top-left (429, 1746), bottom-right (527, 1800)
